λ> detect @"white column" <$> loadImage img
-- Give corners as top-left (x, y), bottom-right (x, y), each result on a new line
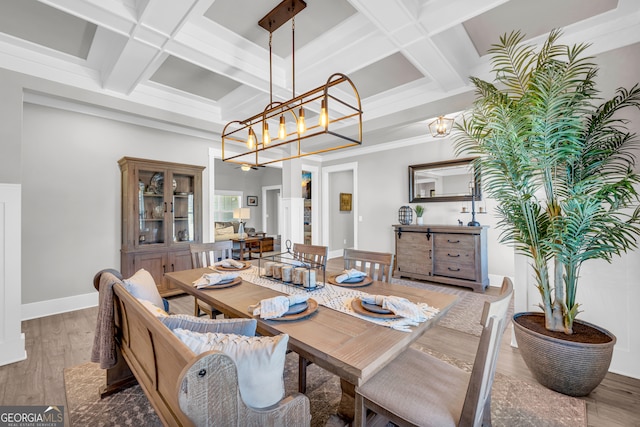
top-left (281, 154), bottom-right (304, 246)
top-left (0, 184), bottom-right (26, 366)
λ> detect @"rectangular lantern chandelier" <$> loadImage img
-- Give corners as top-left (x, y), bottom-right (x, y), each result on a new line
top-left (221, 0), bottom-right (363, 168)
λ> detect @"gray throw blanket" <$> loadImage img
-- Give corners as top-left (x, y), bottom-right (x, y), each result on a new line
top-left (90, 271), bottom-right (121, 369)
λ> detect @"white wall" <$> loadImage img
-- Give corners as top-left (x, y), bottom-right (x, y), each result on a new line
top-left (329, 170), bottom-right (354, 251)
top-left (21, 103), bottom-right (212, 306)
top-left (323, 139), bottom-right (514, 282)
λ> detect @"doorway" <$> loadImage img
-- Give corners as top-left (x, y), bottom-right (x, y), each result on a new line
top-left (322, 162), bottom-right (358, 259)
top-left (262, 185), bottom-right (281, 238)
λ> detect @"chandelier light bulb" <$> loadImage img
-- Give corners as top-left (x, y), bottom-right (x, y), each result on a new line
top-left (263, 122), bottom-right (271, 145)
top-left (278, 115), bottom-right (286, 139)
top-left (298, 107), bottom-right (306, 134)
top-left (246, 127), bottom-right (256, 149)
top-left (319, 99), bottom-right (328, 128)
top-left (241, 164), bottom-right (251, 172)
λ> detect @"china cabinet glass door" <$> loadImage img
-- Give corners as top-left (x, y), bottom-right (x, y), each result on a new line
top-left (172, 173), bottom-right (195, 243)
top-left (138, 169), bottom-right (166, 245)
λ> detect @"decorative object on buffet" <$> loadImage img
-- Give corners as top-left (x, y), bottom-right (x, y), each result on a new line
top-left (467, 185), bottom-right (480, 226)
top-left (398, 206), bottom-right (413, 225)
top-left (414, 205), bottom-right (424, 225)
top-left (221, 0), bottom-right (362, 168)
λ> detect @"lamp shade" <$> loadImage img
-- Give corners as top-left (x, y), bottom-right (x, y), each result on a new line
top-left (233, 208), bottom-right (251, 220)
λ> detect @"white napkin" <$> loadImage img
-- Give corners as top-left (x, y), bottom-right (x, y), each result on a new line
top-left (360, 295), bottom-right (426, 322)
top-left (250, 294), bottom-right (309, 319)
top-left (213, 258), bottom-right (245, 268)
top-left (290, 259), bottom-right (310, 267)
top-left (336, 268), bottom-right (366, 283)
top-left (192, 272), bottom-right (239, 289)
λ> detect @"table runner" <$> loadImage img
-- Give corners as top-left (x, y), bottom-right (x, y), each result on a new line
top-left (231, 266), bottom-right (439, 332)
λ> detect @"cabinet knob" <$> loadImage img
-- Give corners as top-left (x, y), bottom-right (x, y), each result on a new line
top-left (447, 267), bottom-right (461, 272)
top-left (447, 253), bottom-right (460, 257)
top-left (447, 239), bottom-right (460, 243)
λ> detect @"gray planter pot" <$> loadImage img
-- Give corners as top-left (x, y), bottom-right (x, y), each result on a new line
top-left (513, 312), bottom-right (616, 397)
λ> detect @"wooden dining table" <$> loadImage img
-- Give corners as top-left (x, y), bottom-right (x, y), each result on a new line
top-left (165, 267), bottom-right (458, 420)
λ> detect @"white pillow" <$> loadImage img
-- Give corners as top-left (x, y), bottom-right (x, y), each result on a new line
top-left (123, 269), bottom-right (164, 309)
top-left (161, 315), bottom-right (256, 336)
top-left (137, 298), bottom-right (168, 317)
top-left (216, 225), bottom-right (235, 236)
top-left (173, 329), bottom-right (288, 409)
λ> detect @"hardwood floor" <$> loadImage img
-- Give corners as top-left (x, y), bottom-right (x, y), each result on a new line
top-left (1, 263), bottom-right (639, 426)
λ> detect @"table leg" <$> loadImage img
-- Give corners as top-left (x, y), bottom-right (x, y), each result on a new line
top-left (338, 378), bottom-right (356, 421)
top-left (298, 356), bottom-right (308, 394)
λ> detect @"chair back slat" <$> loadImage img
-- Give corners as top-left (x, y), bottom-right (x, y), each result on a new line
top-left (343, 249), bottom-right (394, 283)
top-left (459, 277), bottom-right (513, 426)
top-left (190, 242), bottom-right (234, 268)
top-left (292, 243), bottom-right (328, 267)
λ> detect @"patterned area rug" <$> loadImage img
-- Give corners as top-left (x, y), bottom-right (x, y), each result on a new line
top-left (64, 279), bottom-right (585, 426)
top-left (391, 277), bottom-right (515, 336)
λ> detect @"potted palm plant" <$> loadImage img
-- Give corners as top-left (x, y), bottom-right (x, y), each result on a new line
top-left (455, 29), bottom-right (640, 396)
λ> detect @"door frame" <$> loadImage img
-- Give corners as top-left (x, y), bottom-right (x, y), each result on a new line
top-left (261, 184), bottom-right (282, 237)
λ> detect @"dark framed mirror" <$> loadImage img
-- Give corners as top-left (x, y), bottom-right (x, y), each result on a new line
top-left (409, 158), bottom-right (481, 203)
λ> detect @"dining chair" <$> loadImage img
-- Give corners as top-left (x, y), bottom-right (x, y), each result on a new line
top-left (189, 242), bottom-right (234, 318)
top-left (343, 248), bottom-right (394, 283)
top-left (354, 277), bottom-right (513, 427)
top-left (291, 242), bottom-right (328, 393)
top-left (292, 243), bottom-right (328, 267)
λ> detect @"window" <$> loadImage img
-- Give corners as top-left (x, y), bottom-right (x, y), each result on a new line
top-left (213, 191), bottom-right (242, 222)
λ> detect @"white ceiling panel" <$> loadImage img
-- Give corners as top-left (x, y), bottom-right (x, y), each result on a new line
top-left (0, 0), bottom-right (637, 152)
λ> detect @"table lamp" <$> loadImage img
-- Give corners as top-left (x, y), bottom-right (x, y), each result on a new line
top-left (233, 207), bottom-right (251, 239)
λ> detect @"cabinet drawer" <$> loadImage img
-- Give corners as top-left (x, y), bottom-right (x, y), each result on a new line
top-left (433, 259), bottom-right (476, 280)
top-left (433, 246), bottom-right (475, 266)
top-left (433, 233), bottom-right (475, 249)
top-left (433, 233), bottom-right (477, 280)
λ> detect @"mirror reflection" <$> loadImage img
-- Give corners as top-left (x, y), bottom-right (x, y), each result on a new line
top-left (409, 158), bottom-right (480, 203)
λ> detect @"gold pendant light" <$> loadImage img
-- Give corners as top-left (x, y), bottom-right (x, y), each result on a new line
top-left (222, 0), bottom-right (362, 168)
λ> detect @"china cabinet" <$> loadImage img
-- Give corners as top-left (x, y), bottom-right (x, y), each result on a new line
top-left (393, 224), bottom-right (489, 292)
top-left (119, 157), bottom-right (205, 296)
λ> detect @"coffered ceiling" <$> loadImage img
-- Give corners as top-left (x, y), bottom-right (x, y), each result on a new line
top-left (1, 0), bottom-right (638, 155)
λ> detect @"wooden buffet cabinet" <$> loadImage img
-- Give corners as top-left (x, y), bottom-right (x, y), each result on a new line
top-left (119, 157), bottom-right (205, 296)
top-left (393, 224), bottom-right (489, 292)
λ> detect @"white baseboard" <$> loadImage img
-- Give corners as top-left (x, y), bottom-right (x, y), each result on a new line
top-left (22, 292), bottom-right (98, 321)
top-left (0, 334), bottom-right (27, 366)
